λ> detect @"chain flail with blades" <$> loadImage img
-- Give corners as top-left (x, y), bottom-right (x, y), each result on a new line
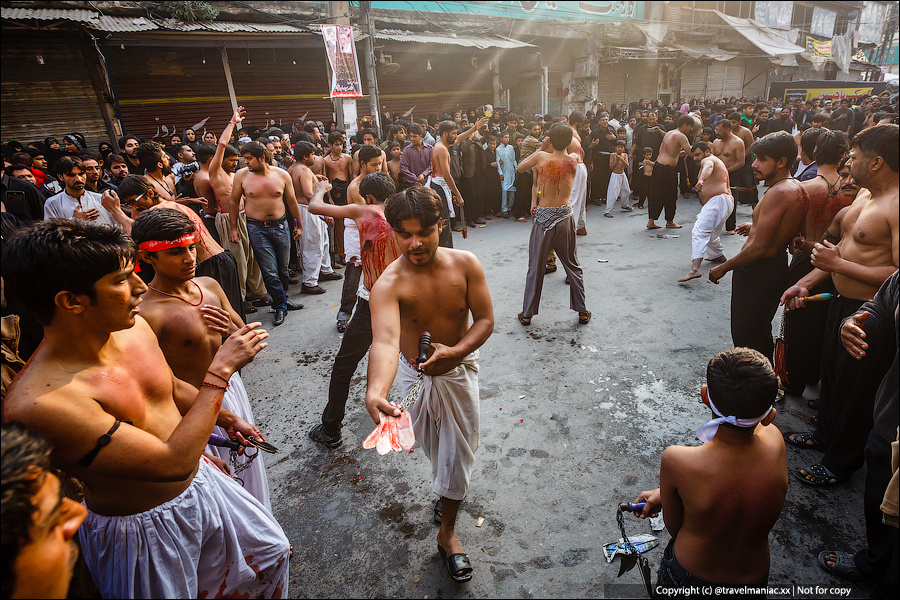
top-left (616, 503), bottom-right (654, 597)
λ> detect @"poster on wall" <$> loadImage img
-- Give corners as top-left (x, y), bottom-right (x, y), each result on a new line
top-left (858, 2), bottom-right (887, 45)
top-left (810, 7), bottom-right (836, 38)
top-left (321, 24), bottom-right (363, 98)
top-left (754, 1), bottom-right (793, 30)
top-left (806, 37), bottom-right (832, 59)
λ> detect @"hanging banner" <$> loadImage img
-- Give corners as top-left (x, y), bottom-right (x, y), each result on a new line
top-left (806, 37), bottom-right (832, 59)
top-left (810, 7), bottom-right (836, 38)
top-left (754, 1), bottom-right (793, 30)
top-left (321, 24), bottom-right (363, 98)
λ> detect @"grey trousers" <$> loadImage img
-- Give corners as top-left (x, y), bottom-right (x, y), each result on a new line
top-left (522, 215), bottom-right (586, 318)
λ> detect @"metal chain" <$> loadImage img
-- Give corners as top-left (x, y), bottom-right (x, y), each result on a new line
top-left (398, 370), bottom-right (425, 410)
top-left (229, 446), bottom-right (259, 487)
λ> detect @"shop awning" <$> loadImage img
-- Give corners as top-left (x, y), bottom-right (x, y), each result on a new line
top-left (712, 10), bottom-right (805, 57)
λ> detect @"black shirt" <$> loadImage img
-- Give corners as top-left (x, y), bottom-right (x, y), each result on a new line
top-left (1, 174), bottom-right (45, 222)
top-left (830, 108), bottom-right (854, 133)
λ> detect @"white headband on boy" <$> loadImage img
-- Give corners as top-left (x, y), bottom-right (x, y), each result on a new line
top-left (695, 391), bottom-right (773, 444)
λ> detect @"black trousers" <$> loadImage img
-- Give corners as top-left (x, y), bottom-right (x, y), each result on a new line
top-left (649, 162), bottom-right (678, 222)
top-left (815, 296), bottom-right (895, 479)
top-left (338, 262), bottom-right (361, 318)
top-left (429, 181), bottom-right (454, 248)
top-left (677, 156), bottom-right (691, 194)
top-left (322, 298), bottom-right (373, 436)
top-left (196, 249), bottom-right (244, 323)
top-left (459, 176), bottom-right (482, 222)
top-left (731, 254), bottom-right (788, 364)
top-left (725, 169), bottom-right (741, 231)
top-left (514, 170), bottom-right (532, 218)
top-left (202, 213), bottom-right (221, 244)
top-left (782, 253), bottom-right (834, 393)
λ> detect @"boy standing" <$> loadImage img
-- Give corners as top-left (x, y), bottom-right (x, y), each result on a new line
top-left (634, 347), bottom-right (787, 591)
top-left (604, 140), bottom-right (632, 217)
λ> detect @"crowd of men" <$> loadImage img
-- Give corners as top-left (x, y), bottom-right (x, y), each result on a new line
top-left (1, 88), bottom-right (898, 598)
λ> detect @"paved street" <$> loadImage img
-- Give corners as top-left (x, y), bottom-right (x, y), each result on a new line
top-left (241, 194), bottom-right (867, 598)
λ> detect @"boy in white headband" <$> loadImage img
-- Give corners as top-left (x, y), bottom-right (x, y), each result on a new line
top-left (631, 347), bottom-right (788, 592)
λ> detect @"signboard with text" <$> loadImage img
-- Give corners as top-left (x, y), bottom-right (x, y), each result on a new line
top-left (754, 1), bottom-right (793, 30)
top-left (321, 24), bottom-right (362, 98)
top-left (372, 1), bottom-right (643, 21)
top-left (806, 37), bottom-right (832, 59)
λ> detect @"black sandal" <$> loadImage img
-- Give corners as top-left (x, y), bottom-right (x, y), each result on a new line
top-left (784, 431), bottom-right (820, 450)
top-left (433, 498), bottom-right (442, 524)
top-left (517, 312), bottom-right (531, 326)
top-left (438, 545), bottom-right (473, 582)
top-left (797, 463), bottom-right (844, 487)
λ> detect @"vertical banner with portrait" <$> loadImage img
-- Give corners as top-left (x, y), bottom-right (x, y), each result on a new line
top-left (321, 24), bottom-right (363, 98)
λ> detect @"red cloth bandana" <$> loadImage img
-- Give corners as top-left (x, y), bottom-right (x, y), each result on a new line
top-left (137, 232), bottom-right (197, 253)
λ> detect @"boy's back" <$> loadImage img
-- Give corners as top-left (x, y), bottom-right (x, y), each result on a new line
top-left (661, 422), bottom-right (788, 583)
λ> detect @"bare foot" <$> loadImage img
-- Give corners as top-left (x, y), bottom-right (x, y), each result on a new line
top-left (723, 230), bottom-right (736, 236)
top-left (678, 269), bottom-right (702, 282)
top-left (665, 222), bottom-right (683, 229)
top-left (647, 220), bottom-right (661, 230)
top-left (704, 255), bottom-right (726, 263)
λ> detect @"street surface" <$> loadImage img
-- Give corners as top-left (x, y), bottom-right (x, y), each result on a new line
top-left (242, 192), bottom-right (867, 598)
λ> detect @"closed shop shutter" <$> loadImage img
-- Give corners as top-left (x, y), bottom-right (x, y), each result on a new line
top-left (629, 61), bottom-right (658, 105)
top-left (742, 60), bottom-right (768, 99)
top-left (1, 31), bottom-right (108, 146)
top-left (598, 62), bottom-right (627, 105)
top-left (107, 44), bottom-right (332, 141)
top-left (724, 65), bottom-right (745, 98)
top-left (680, 65), bottom-right (707, 100)
top-left (706, 64), bottom-right (727, 98)
top-left (375, 48), bottom-right (493, 120)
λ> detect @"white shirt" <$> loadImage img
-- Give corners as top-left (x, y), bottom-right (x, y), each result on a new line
top-left (43, 189), bottom-right (118, 227)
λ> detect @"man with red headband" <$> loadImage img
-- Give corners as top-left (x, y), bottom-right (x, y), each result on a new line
top-left (131, 208), bottom-right (272, 508)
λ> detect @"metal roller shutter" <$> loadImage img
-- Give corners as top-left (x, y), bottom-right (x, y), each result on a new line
top-left (1, 31), bottom-right (108, 146)
top-left (680, 65), bottom-right (707, 100)
top-left (724, 65), bottom-right (745, 99)
top-left (627, 61), bottom-right (658, 105)
top-left (706, 64), bottom-right (727, 98)
top-left (598, 62), bottom-right (627, 106)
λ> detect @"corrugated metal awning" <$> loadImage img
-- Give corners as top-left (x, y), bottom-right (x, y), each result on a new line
top-left (375, 30), bottom-right (534, 49)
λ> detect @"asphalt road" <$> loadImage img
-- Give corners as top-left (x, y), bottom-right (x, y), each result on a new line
top-left (240, 192), bottom-right (868, 599)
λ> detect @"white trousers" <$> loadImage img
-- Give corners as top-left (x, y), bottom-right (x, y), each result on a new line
top-left (691, 193), bottom-right (734, 260)
top-left (569, 163), bottom-right (588, 230)
top-left (605, 171), bottom-right (632, 213)
top-left (205, 372), bottom-right (270, 511)
top-left (79, 458), bottom-right (290, 599)
top-left (299, 204), bottom-right (333, 285)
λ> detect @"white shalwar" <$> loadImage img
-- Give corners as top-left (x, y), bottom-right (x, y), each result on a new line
top-left (205, 372), bottom-right (271, 511)
top-left (399, 351), bottom-right (479, 501)
top-left (569, 163), bottom-right (588, 230)
top-left (344, 217), bottom-right (361, 265)
top-left (691, 193), bottom-right (734, 260)
top-left (426, 175), bottom-right (456, 218)
top-left (298, 203), bottom-right (334, 286)
top-left (78, 457), bottom-right (290, 599)
top-left (605, 171), bottom-right (632, 214)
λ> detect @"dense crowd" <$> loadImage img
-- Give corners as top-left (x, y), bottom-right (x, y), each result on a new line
top-left (0, 88), bottom-right (898, 599)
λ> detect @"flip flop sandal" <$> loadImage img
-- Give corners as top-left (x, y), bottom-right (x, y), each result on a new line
top-left (517, 312), bottom-right (531, 326)
top-left (433, 498), bottom-right (442, 524)
top-left (579, 310), bottom-right (592, 325)
top-left (438, 545), bottom-right (473, 582)
top-left (784, 431), bottom-right (820, 450)
top-left (796, 463), bottom-right (843, 487)
top-left (336, 319), bottom-right (348, 333)
top-left (817, 551), bottom-right (860, 581)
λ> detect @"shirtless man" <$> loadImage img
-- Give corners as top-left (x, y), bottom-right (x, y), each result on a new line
top-left (307, 173), bottom-right (402, 448)
top-left (134, 142), bottom-right (177, 201)
top-left (101, 175), bottom-right (245, 321)
top-left (516, 123), bottom-right (590, 326)
top-left (554, 111), bottom-right (588, 235)
top-left (2, 219), bottom-right (289, 599)
top-left (780, 131), bottom-right (852, 396)
top-left (633, 348), bottom-right (787, 591)
top-left (780, 124), bottom-right (899, 487)
top-left (324, 131), bottom-right (352, 265)
top-left (712, 118), bottom-right (747, 234)
top-left (709, 131), bottom-right (808, 363)
top-left (365, 186), bottom-right (494, 582)
top-left (131, 208), bottom-right (271, 508)
top-left (678, 142), bottom-right (734, 282)
top-left (431, 119), bottom-right (481, 247)
top-left (350, 130), bottom-right (388, 179)
top-left (729, 111), bottom-right (759, 212)
top-left (333, 145), bottom-right (388, 331)
top-left (647, 115), bottom-right (694, 230)
top-left (190, 142), bottom-right (222, 245)
top-left (230, 140), bottom-right (303, 327)
top-left (207, 107), bottom-right (267, 306)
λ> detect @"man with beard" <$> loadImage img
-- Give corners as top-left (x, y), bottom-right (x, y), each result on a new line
top-left (230, 141), bottom-right (304, 327)
top-left (709, 131), bottom-right (808, 363)
top-left (365, 186), bottom-right (493, 582)
top-left (429, 119), bottom-right (482, 247)
top-left (44, 156), bottom-right (117, 226)
top-left (712, 118), bottom-right (746, 234)
top-left (118, 135), bottom-right (141, 174)
top-left (590, 112), bottom-right (616, 207)
top-left (135, 142), bottom-right (178, 201)
top-left (647, 115), bottom-right (694, 230)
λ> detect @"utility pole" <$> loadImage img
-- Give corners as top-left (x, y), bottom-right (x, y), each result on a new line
top-left (327, 0), bottom-right (353, 130)
top-left (360, 1), bottom-right (382, 135)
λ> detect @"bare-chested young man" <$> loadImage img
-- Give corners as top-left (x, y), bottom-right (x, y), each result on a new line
top-left (365, 187), bottom-right (494, 582)
top-left (429, 117), bottom-right (486, 247)
top-left (556, 111), bottom-right (588, 234)
top-left (632, 348), bottom-right (787, 592)
top-left (709, 131), bottom-right (808, 363)
top-left (289, 141), bottom-right (341, 296)
top-left (780, 130), bottom-right (853, 397)
top-left (678, 142), bottom-right (734, 282)
top-left (647, 115), bottom-right (695, 230)
top-left (780, 124), bottom-right (899, 488)
top-left (230, 140), bottom-right (304, 327)
top-left (324, 130), bottom-right (352, 264)
top-left (516, 122), bottom-right (590, 326)
top-left (350, 129), bottom-right (388, 180)
top-left (2, 219), bottom-right (289, 599)
top-left (130, 208), bottom-right (271, 508)
top-left (712, 118), bottom-right (747, 234)
top-left (307, 173), bottom-right (402, 448)
top-left (204, 107), bottom-right (267, 306)
top-left (729, 111), bottom-right (759, 211)
top-left (134, 142), bottom-right (177, 201)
